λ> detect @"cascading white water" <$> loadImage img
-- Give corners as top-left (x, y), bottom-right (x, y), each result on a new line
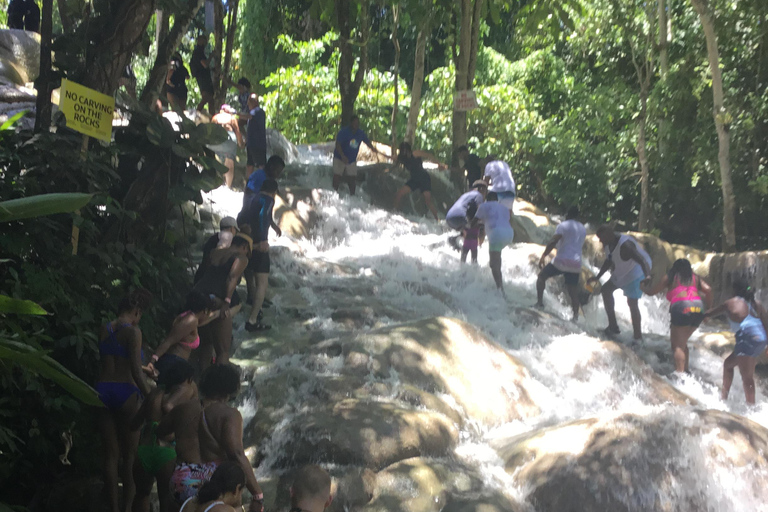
top-left (203, 150), bottom-right (768, 511)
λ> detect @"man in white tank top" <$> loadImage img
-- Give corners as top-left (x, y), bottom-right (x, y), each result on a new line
top-left (587, 226), bottom-right (652, 340)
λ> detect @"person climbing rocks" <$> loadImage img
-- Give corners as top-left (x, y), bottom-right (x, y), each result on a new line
top-left (289, 465), bottom-right (333, 512)
top-left (245, 94), bottom-right (267, 179)
top-left (474, 191), bottom-right (515, 296)
top-left (193, 235), bottom-right (252, 368)
top-left (536, 206), bottom-right (587, 322)
top-left (239, 179), bottom-right (280, 332)
top-left (210, 105), bottom-right (245, 188)
top-left (446, 180), bottom-right (488, 252)
top-left (461, 222), bottom-right (482, 264)
top-left (178, 462), bottom-right (247, 512)
top-left (704, 276), bottom-right (767, 405)
top-left (157, 364), bottom-right (265, 511)
top-left (195, 217), bottom-right (240, 285)
top-left (483, 160), bottom-right (516, 212)
top-left (587, 226), bottom-right (652, 341)
top-left (642, 258), bottom-right (712, 374)
top-left (148, 291), bottom-right (217, 379)
top-left (457, 145), bottom-right (484, 192)
top-left (243, 155), bottom-right (285, 210)
top-left (190, 35), bottom-right (215, 116)
top-left (166, 53), bottom-right (190, 111)
top-left (392, 141), bottom-right (444, 221)
top-left (96, 289), bottom-right (154, 512)
top-left (332, 115), bottom-right (385, 195)
top-left (131, 359), bottom-right (198, 512)
top-left (7, 0), bottom-right (39, 32)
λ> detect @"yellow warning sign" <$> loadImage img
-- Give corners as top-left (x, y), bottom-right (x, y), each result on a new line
top-left (59, 79), bottom-right (115, 142)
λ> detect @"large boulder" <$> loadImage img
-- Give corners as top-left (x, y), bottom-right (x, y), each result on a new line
top-left (511, 199), bottom-right (557, 244)
top-left (493, 408), bottom-right (768, 512)
top-left (267, 128), bottom-right (300, 164)
top-left (274, 187), bottom-right (320, 239)
top-left (0, 29), bottom-right (40, 85)
top-left (313, 317), bottom-right (541, 425)
top-left (362, 458), bottom-right (521, 512)
top-left (362, 163), bottom-right (458, 216)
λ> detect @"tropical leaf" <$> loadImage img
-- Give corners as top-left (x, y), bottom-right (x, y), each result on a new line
top-left (146, 115), bottom-right (176, 148)
top-left (0, 295), bottom-right (48, 315)
top-left (0, 111), bottom-right (28, 131)
top-left (0, 339), bottom-right (103, 407)
top-left (192, 123), bottom-right (229, 145)
top-left (0, 193), bottom-right (93, 222)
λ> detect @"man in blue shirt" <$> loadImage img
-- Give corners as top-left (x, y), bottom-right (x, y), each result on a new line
top-left (239, 179), bottom-right (279, 331)
top-left (333, 115), bottom-right (384, 195)
top-left (246, 94), bottom-right (267, 178)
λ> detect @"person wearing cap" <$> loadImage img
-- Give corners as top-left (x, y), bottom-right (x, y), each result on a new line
top-left (445, 180), bottom-right (488, 253)
top-left (238, 179), bottom-right (279, 332)
top-left (483, 160), bottom-right (516, 211)
top-left (193, 234), bottom-right (253, 369)
top-left (536, 205), bottom-right (587, 322)
top-left (194, 217), bottom-right (239, 285)
top-left (209, 105), bottom-right (246, 188)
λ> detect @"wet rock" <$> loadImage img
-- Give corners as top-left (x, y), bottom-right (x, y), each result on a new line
top-left (274, 187), bottom-right (320, 239)
top-left (313, 317), bottom-right (541, 425)
top-left (362, 164), bottom-right (457, 216)
top-left (699, 330), bottom-right (768, 366)
top-left (511, 199), bottom-right (556, 245)
top-left (362, 457), bottom-right (520, 512)
top-left (278, 399), bottom-right (459, 470)
top-left (267, 129), bottom-right (300, 164)
top-left (328, 468), bottom-right (377, 512)
top-left (331, 306), bottom-right (376, 328)
top-left (0, 29), bottom-right (40, 85)
top-left (493, 409), bottom-right (768, 512)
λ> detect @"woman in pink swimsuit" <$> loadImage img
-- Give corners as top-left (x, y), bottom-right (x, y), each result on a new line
top-left (643, 259), bottom-right (712, 373)
top-left (150, 290), bottom-right (216, 378)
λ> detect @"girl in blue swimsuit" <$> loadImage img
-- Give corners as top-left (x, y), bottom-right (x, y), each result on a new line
top-left (704, 277), bottom-right (768, 405)
top-left (96, 289), bottom-right (153, 512)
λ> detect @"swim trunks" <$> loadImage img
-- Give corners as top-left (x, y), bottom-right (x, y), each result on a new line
top-left (734, 324), bottom-right (768, 358)
top-left (612, 276), bottom-right (644, 300)
top-left (170, 461), bottom-right (220, 503)
top-left (248, 250), bottom-right (270, 274)
top-left (669, 299), bottom-right (705, 327)
top-left (540, 262), bottom-right (579, 286)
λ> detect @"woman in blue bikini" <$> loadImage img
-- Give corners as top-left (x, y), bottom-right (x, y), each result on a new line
top-left (96, 289), bottom-right (153, 512)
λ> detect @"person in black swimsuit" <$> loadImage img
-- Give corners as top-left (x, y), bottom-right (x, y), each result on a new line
top-left (166, 53), bottom-right (190, 111)
top-left (392, 141), bottom-right (444, 221)
top-left (192, 235), bottom-right (252, 369)
top-left (290, 465), bottom-right (332, 512)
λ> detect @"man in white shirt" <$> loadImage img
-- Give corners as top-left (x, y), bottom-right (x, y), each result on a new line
top-left (483, 160), bottom-right (516, 211)
top-left (536, 206), bottom-right (587, 322)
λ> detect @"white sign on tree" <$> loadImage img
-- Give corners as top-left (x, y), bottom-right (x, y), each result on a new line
top-left (453, 90), bottom-right (479, 111)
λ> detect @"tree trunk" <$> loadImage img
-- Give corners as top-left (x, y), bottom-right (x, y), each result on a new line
top-left (390, 5), bottom-right (400, 153)
top-left (81, 0), bottom-right (156, 95)
top-left (57, 0), bottom-right (74, 33)
top-left (405, 23), bottom-right (429, 145)
top-left (451, 0), bottom-right (484, 152)
top-left (139, 0), bottom-right (205, 108)
top-left (221, 0), bottom-right (240, 102)
top-left (34, 0), bottom-right (53, 133)
top-left (336, 0), bottom-right (369, 126)
top-left (212, 0), bottom-right (225, 106)
top-left (690, 0), bottom-right (736, 251)
top-left (637, 85), bottom-right (651, 231)
top-left (657, 0), bottom-right (669, 159)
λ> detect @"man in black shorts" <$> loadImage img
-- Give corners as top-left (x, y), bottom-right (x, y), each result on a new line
top-left (190, 35), bottom-right (215, 115)
top-left (239, 179), bottom-right (279, 331)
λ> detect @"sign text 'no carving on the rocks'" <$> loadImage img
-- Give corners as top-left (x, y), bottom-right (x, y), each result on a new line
top-left (59, 79), bottom-right (115, 142)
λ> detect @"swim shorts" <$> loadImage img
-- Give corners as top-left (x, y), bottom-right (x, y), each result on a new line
top-left (613, 277), bottom-right (643, 300)
top-left (333, 158), bottom-right (358, 177)
top-left (247, 146), bottom-right (266, 168)
top-left (248, 250), bottom-right (270, 274)
top-left (539, 263), bottom-right (579, 286)
top-left (170, 461), bottom-right (219, 503)
top-left (669, 300), bottom-right (705, 327)
top-left (208, 131), bottom-right (238, 160)
top-left (734, 325), bottom-right (768, 358)
top-left (406, 173), bottom-right (432, 193)
top-left (446, 216), bottom-right (467, 231)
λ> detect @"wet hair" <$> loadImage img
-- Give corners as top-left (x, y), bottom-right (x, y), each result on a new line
top-left (486, 191), bottom-right (498, 201)
top-left (237, 77), bottom-right (251, 88)
top-left (261, 179), bottom-right (278, 194)
top-left (183, 290), bottom-right (216, 314)
top-left (118, 289), bottom-right (153, 314)
top-left (157, 359), bottom-right (195, 390)
top-left (397, 141), bottom-right (412, 164)
top-left (197, 461), bottom-right (245, 503)
top-left (566, 206), bottom-right (579, 220)
top-left (199, 363), bottom-right (241, 398)
top-left (265, 156), bottom-right (285, 178)
top-left (667, 258), bottom-right (694, 287)
top-left (732, 275), bottom-right (755, 302)
top-left (292, 465), bottom-right (331, 503)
